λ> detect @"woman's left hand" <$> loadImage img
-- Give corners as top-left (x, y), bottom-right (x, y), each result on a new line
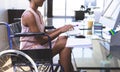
top-left (60, 25), bottom-right (74, 33)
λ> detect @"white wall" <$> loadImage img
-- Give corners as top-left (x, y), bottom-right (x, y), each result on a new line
top-left (0, 0), bottom-right (8, 22)
top-left (0, 0), bottom-right (29, 51)
top-left (0, 0), bottom-right (29, 22)
top-left (5, 0), bottom-right (29, 9)
top-left (0, 0), bottom-right (46, 22)
top-left (0, 24), bottom-right (9, 51)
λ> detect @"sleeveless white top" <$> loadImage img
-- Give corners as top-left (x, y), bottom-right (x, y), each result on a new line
top-left (20, 8), bottom-right (49, 50)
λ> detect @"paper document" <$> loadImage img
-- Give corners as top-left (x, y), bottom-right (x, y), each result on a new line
top-left (66, 30), bottom-right (81, 36)
top-left (66, 38), bottom-right (92, 48)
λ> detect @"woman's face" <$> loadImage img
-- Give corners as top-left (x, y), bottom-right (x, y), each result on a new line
top-left (34, 0), bottom-right (45, 6)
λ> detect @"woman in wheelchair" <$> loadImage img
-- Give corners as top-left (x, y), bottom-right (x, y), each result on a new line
top-left (20, 0), bottom-right (74, 72)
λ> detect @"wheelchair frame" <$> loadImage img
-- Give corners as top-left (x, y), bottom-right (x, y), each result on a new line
top-left (0, 22), bottom-right (64, 72)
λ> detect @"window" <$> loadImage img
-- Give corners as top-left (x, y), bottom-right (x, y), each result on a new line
top-left (53, 0), bottom-right (104, 17)
top-left (53, 0), bottom-right (65, 16)
top-left (53, 0), bottom-right (84, 17)
top-left (84, 0), bottom-right (96, 8)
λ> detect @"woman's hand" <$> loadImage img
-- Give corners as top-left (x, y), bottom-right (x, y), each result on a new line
top-left (60, 25), bottom-right (74, 33)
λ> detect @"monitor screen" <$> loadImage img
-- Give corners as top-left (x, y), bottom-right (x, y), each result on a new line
top-left (103, 0), bottom-right (120, 20)
top-left (99, 0), bottom-right (120, 29)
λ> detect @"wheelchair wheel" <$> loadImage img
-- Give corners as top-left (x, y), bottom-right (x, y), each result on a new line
top-left (0, 50), bottom-right (38, 72)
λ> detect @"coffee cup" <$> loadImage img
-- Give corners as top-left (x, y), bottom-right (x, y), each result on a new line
top-left (87, 20), bottom-right (93, 29)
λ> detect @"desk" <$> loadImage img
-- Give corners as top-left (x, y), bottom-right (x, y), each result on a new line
top-left (46, 17), bottom-right (120, 72)
top-left (71, 39), bottom-right (120, 72)
top-left (64, 21), bottom-right (120, 72)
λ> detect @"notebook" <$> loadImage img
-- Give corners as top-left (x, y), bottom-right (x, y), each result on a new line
top-left (66, 37), bottom-right (92, 48)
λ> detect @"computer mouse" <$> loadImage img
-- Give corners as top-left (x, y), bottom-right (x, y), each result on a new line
top-left (75, 35), bottom-right (85, 38)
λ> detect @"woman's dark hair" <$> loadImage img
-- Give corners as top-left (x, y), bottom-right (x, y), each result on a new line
top-left (29, 0), bottom-right (31, 1)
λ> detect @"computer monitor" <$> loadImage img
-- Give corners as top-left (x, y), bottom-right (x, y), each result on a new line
top-left (110, 11), bottom-right (120, 59)
top-left (113, 11), bottom-right (120, 29)
top-left (99, 0), bottom-right (120, 29)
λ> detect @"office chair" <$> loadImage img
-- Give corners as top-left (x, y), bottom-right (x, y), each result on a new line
top-left (0, 22), bottom-right (63, 72)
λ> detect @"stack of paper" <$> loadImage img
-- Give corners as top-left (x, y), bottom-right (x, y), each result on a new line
top-left (66, 38), bottom-right (92, 48)
top-left (66, 30), bottom-right (81, 36)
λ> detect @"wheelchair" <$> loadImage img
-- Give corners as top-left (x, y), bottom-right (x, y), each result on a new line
top-left (0, 22), bottom-right (64, 72)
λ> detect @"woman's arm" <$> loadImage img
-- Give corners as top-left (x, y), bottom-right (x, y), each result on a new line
top-left (22, 11), bottom-right (73, 45)
top-left (46, 25), bottom-right (73, 40)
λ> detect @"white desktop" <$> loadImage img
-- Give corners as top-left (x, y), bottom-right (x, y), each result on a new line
top-left (66, 37), bottom-right (92, 48)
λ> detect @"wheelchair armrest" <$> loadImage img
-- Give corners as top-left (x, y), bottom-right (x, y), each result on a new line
top-left (10, 32), bottom-right (46, 37)
top-left (10, 32), bottom-right (52, 49)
